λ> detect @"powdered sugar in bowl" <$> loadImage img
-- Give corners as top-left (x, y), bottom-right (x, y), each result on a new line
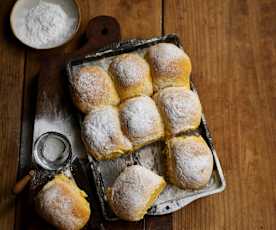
top-left (10, 0), bottom-right (80, 49)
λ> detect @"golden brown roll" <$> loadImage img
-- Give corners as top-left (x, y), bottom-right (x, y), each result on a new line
top-left (154, 87), bottom-right (202, 138)
top-left (109, 53), bottom-right (153, 100)
top-left (106, 165), bottom-right (166, 221)
top-left (81, 105), bottom-right (133, 160)
top-left (119, 96), bottom-right (164, 150)
top-left (165, 135), bottom-right (213, 189)
top-left (69, 66), bottom-right (120, 114)
top-left (146, 43), bottom-right (191, 92)
top-left (35, 174), bottom-right (90, 230)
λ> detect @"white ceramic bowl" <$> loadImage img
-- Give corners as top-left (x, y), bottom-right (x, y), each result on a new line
top-left (10, 0), bottom-right (80, 49)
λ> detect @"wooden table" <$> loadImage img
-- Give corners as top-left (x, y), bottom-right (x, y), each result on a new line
top-left (0, 0), bottom-right (275, 229)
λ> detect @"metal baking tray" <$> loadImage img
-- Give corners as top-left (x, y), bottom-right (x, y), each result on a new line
top-left (67, 34), bottom-right (226, 221)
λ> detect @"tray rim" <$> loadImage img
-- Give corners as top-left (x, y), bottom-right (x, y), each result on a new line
top-left (66, 34), bottom-right (226, 220)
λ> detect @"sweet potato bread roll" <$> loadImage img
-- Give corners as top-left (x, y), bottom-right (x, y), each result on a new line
top-left (119, 96), bottom-right (164, 150)
top-left (35, 174), bottom-right (90, 230)
top-left (106, 165), bottom-right (166, 221)
top-left (146, 43), bottom-right (191, 91)
top-left (69, 66), bottom-right (119, 113)
top-left (154, 87), bottom-right (202, 138)
top-left (109, 53), bottom-right (153, 100)
top-left (81, 105), bottom-right (133, 160)
top-left (165, 135), bottom-right (213, 189)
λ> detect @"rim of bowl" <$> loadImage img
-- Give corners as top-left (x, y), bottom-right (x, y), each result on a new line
top-left (10, 0), bottom-right (81, 50)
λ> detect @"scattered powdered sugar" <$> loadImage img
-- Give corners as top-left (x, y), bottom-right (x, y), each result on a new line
top-left (120, 96), bottom-right (163, 142)
top-left (109, 165), bottom-right (165, 220)
top-left (155, 87), bottom-right (201, 135)
top-left (18, 1), bottom-right (76, 48)
top-left (171, 136), bottom-right (213, 187)
top-left (82, 106), bottom-right (132, 158)
top-left (109, 54), bottom-right (150, 87)
top-left (148, 43), bottom-right (189, 76)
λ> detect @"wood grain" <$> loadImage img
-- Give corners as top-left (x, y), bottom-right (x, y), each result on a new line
top-left (0, 1), bottom-right (25, 230)
top-left (2, 0), bottom-right (274, 229)
top-left (83, 0), bottom-right (162, 39)
top-left (164, 0), bottom-right (276, 229)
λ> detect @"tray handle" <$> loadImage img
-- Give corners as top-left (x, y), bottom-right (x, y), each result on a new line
top-left (77, 16), bottom-right (121, 55)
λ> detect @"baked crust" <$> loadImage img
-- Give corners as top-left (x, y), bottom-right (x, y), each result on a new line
top-left (81, 106), bottom-right (133, 160)
top-left (106, 165), bottom-right (166, 221)
top-left (165, 136), bottom-right (213, 189)
top-left (35, 174), bottom-right (90, 230)
top-left (109, 53), bottom-right (153, 100)
top-left (69, 66), bottom-right (120, 114)
top-left (146, 43), bottom-right (191, 92)
top-left (154, 87), bottom-right (202, 138)
top-left (119, 96), bottom-right (165, 150)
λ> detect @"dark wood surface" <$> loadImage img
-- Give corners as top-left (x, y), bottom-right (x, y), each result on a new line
top-left (0, 0), bottom-right (275, 229)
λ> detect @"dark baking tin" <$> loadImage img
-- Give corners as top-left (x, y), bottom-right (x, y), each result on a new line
top-left (67, 34), bottom-right (226, 221)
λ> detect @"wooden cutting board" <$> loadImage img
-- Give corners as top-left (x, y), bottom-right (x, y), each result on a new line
top-left (28, 16), bottom-right (141, 230)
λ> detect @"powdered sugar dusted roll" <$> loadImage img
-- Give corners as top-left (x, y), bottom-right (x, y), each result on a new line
top-left (154, 87), bottom-right (202, 138)
top-left (35, 174), bottom-right (90, 230)
top-left (109, 53), bottom-right (153, 100)
top-left (119, 96), bottom-right (164, 150)
top-left (106, 165), bottom-right (166, 221)
top-left (69, 66), bottom-right (120, 114)
top-left (165, 135), bottom-right (213, 189)
top-left (81, 106), bottom-right (132, 160)
top-left (146, 43), bottom-right (191, 91)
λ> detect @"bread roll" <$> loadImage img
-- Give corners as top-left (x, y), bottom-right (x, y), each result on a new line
top-left (35, 174), bottom-right (90, 230)
top-left (119, 96), bottom-right (164, 150)
top-left (69, 66), bottom-right (120, 114)
top-left (81, 105), bottom-right (132, 160)
top-left (109, 53), bottom-right (153, 100)
top-left (154, 87), bottom-right (202, 138)
top-left (165, 135), bottom-right (213, 189)
top-left (106, 165), bottom-right (166, 221)
top-left (146, 43), bottom-right (191, 91)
